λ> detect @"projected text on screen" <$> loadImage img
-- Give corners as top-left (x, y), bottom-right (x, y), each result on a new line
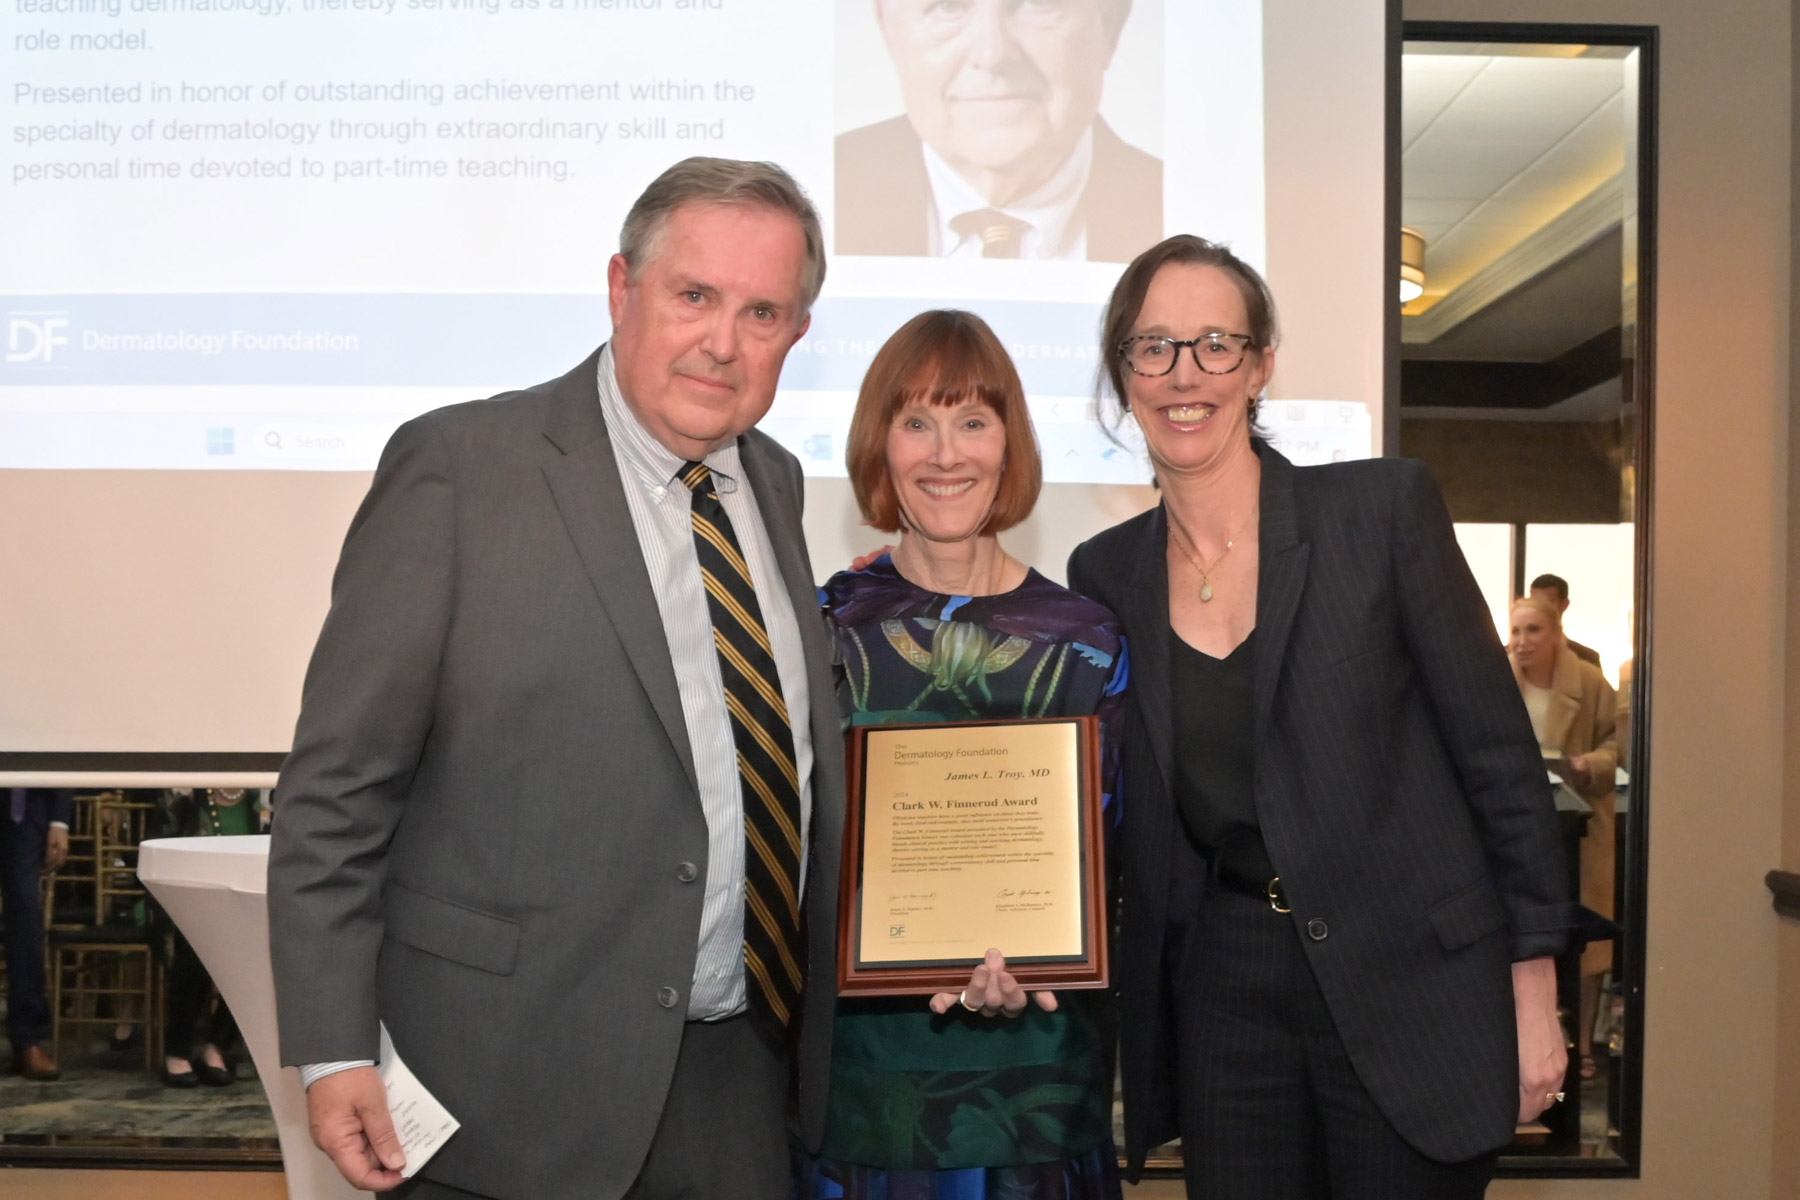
top-left (2, 0), bottom-right (1263, 483)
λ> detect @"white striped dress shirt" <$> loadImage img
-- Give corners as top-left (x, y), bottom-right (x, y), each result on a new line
top-left (924, 127), bottom-right (1093, 260)
top-left (592, 344), bottom-right (814, 1020)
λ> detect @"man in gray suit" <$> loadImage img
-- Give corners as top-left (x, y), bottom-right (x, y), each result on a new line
top-left (269, 157), bottom-right (846, 1200)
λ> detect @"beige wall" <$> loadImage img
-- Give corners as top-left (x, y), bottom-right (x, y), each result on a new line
top-left (1264, 0), bottom-right (1390, 445)
top-left (0, 469), bottom-right (369, 755)
top-left (1408, 2), bottom-right (1795, 1199)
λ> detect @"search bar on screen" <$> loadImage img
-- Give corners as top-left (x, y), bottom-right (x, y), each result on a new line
top-left (251, 422), bottom-right (397, 461)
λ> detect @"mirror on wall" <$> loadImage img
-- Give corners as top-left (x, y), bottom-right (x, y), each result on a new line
top-left (1400, 24), bottom-right (1655, 1171)
top-left (0, 787), bottom-right (281, 1168)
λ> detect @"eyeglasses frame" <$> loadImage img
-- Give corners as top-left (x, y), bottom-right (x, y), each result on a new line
top-left (1117, 333), bottom-right (1258, 377)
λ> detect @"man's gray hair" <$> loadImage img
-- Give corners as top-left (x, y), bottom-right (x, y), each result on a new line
top-left (876, 0), bottom-right (1131, 40)
top-left (619, 157), bottom-right (827, 314)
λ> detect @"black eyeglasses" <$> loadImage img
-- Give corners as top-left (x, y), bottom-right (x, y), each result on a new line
top-left (1119, 333), bottom-right (1255, 377)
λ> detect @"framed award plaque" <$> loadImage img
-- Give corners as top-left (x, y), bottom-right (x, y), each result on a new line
top-left (836, 715), bottom-right (1108, 996)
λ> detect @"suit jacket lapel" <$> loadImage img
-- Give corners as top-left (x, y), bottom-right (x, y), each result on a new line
top-left (538, 357), bottom-right (699, 795)
top-left (1084, 118), bottom-right (1162, 264)
top-left (1253, 444), bottom-right (1311, 735)
top-left (1125, 507), bottom-right (1177, 798)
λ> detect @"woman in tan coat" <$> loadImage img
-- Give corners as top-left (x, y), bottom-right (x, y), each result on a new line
top-left (1508, 595), bottom-right (1618, 1079)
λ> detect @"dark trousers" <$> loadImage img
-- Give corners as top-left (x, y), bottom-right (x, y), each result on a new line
top-left (624, 1014), bottom-right (790, 1200)
top-left (1172, 886), bottom-right (1496, 1200)
top-left (397, 1013), bottom-right (790, 1200)
top-left (0, 809), bottom-right (50, 1053)
top-left (163, 928), bottom-right (238, 1059)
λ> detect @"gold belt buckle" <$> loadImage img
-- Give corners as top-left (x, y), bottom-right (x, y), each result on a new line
top-left (1267, 876), bottom-right (1291, 913)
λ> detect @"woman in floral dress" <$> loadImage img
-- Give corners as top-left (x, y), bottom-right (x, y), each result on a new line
top-left (797, 310), bottom-right (1127, 1200)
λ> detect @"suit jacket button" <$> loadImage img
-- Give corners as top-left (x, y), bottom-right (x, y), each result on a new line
top-left (676, 862), bottom-right (698, 883)
top-left (657, 986), bottom-right (680, 1009)
top-left (1306, 918), bottom-right (1329, 941)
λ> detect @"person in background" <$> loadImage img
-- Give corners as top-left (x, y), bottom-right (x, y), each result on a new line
top-left (800, 309), bottom-right (1126, 1200)
top-left (1, 788), bottom-right (70, 1082)
top-left (1508, 595), bottom-right (1618, 1082)
top-left (155, 787), bottom-right (266, 1087)
top-left (1066, 235), bottom-right (1573, 1198)
top-left (1529, 573), bottom-right (1602, 670)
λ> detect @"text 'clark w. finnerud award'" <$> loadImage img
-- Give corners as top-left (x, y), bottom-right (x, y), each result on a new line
top-left (837, 716), bottom-right (1108, 996)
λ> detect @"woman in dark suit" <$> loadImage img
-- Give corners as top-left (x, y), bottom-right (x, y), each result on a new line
top-left (1065, 236), bottom-right (1574, 1198)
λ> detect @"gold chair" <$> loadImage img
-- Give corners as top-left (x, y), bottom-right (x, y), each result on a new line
top-left (47, 793), bottom-right (98, 931)
top-left (94, 792), bottom-right (155, 926)
top-left (49, 791), bottom-right (162, 1070)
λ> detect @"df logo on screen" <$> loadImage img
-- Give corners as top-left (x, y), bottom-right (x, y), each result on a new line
top-left (6, 313), bottom-right (70, 364)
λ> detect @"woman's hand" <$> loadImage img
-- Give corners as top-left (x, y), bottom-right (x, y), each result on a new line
top-left (849, 545), bottom-right (895, 572)
top-left (1562, 753), bottom-right (1594, 789)
top-left (1513, 956), bottom-right (1569, 1124)
top-left (929, 948), bottom-right (1058, 1018)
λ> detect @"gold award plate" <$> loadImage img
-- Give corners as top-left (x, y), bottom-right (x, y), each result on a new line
top-left (838, 716), bottom-right (1107, 996)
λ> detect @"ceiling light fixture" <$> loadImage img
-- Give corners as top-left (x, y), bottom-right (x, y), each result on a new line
top-left (1400, 227), bottom-right (1426, 303)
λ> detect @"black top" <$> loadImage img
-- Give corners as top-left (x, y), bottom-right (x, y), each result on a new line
top-left (1170, 630), bottom-right (1271, 876)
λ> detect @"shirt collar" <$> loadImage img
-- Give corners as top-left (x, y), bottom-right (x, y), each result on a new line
top-left (596, 344), bottom-right (743, 497)
top-left (923, 127), bottom-right (1093, 257)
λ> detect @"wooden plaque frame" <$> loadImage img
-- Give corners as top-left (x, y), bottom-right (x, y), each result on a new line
top-left (836, 715), bottom-right (1108, 997)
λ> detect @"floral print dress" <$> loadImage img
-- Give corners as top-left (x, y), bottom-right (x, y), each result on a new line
top-left (797, 556), bottom-right (1127, 1200)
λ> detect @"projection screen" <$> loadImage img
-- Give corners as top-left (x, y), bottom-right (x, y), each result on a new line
top-left (0, 0), bottom-right (1389, 772)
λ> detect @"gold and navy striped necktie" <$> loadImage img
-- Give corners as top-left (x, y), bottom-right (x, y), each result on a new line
top-left (949, 207), bottom-right (1030, 258)
top-left (677, 461), bottom-right (805, 1030)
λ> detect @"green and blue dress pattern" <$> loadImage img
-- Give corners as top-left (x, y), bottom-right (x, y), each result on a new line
top-left (798, 556), bottom-right (1127, 1200)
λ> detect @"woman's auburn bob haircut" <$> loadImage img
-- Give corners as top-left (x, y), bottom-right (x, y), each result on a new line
top-left (846, 309), bottom-right (1043, 536)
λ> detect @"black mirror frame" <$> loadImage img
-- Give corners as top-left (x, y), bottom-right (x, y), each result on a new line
top-left (1395, 19), bottom-right (1658, 1179)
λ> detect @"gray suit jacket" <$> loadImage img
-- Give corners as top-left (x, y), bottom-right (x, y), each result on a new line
top-left (268, 348), bottom-right (846, 1200)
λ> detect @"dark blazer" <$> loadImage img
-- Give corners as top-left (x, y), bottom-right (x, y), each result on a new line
top-left (268, 349), bottom-right (846, 1200)
top-left (1067, 446), bottom-right (1574, 1173)
top-left (834, 116), bottom-right (1162, 262)
top-left (1566, 637), bottom-right (1603, 669)
top-left (11, 790), bottom-right (72, 829)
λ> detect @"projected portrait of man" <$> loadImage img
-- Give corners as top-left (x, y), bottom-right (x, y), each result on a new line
top-left (836, 0), bottom-right (1162, 263)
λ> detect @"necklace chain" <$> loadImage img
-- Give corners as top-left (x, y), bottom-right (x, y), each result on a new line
top-left (1167, 508), bottom-right (1258, 603)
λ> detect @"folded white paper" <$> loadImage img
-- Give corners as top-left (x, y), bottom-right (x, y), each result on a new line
top-left (379, 1022), bottom-right (461, 1179)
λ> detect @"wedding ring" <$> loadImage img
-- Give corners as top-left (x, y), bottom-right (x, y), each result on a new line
top-left (1547, 1091), bottom-right (1566, 1103)
top-left (958, 989), bottom-right (981, 1013)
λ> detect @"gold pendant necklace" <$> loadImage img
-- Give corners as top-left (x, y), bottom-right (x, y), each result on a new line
top-left (1168, 509), bottom-right (1257, 604)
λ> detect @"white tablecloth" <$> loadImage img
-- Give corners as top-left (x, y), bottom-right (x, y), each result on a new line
top-left (138, 835), bottom-right (360, 1200)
